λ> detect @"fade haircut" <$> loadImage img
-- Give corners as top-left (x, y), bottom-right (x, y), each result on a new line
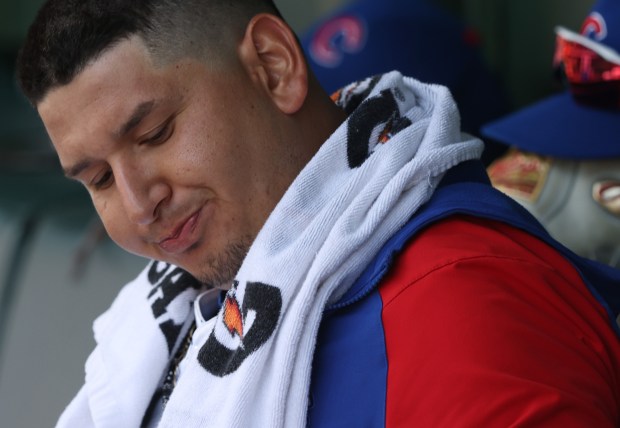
top-left (17, 0), bottom-right (281, 105)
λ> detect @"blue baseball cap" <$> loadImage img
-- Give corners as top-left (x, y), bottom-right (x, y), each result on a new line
top-left (481, 0), bottom-right (620, 159)
top-left (300, 0), bottom-right (510, 136)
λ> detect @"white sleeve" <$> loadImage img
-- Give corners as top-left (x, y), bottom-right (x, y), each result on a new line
top-left (55, 384), bottom-right (96, 428)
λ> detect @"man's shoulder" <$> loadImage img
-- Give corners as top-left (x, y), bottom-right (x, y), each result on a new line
top-left (378, 213), bottom-right (586, 306)
top-left (376, 217), bottom-right (620, 428)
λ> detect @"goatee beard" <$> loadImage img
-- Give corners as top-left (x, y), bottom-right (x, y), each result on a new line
top-left (197, 237), bottom-right (252, 289)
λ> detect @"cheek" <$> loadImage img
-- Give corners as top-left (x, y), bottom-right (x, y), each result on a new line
top-left (171, 127), bottom-right (239, 185)
top-left (172, 148), bottom-right (207, 180)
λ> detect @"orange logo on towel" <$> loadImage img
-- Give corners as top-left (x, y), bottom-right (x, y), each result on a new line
top-left (378, 119), bottom-right (395, 144)
top-left (198, 281), bottom-right (282, 377)
top-left (223, 295), bottom-right (244, 338)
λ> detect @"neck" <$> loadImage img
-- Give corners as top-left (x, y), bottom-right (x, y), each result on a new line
top-left (297, 76), bottom-right (348, 157)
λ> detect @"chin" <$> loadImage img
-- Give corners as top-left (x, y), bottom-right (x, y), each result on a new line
top-left (186, 238), bottom-right (251, 289)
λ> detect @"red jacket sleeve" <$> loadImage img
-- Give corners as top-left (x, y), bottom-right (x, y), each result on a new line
top-left (379, 216), bottom-right (620, 427)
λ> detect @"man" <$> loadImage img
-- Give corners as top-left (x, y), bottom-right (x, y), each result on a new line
top-left (482, 0), bottom-right (620, 268)
top-left (17, 0), bottom-right (620, 427)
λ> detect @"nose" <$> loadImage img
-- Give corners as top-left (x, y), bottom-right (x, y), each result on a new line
top-left (114, 163), bottom-right (170, 225)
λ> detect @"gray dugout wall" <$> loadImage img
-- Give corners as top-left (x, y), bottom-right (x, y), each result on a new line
top-left (0, 0), bottom-right (596, 426)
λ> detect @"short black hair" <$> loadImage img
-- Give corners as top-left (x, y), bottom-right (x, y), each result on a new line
top-left (17, 0), bottom-right (281, 105)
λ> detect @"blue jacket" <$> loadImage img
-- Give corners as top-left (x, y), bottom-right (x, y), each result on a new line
top-left (308, 160), bottom-right (620, 427)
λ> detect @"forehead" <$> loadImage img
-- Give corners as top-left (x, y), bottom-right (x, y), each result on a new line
top-left (36, 37), bottom-right (201, 168)
top-left (39, 38), bottom-right (171, 129)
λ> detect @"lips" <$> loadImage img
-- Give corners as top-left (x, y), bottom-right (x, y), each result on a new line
top-left (158, 209), bottom-right (202, 254)
top-left (593, 180), bottom-right (620, 215)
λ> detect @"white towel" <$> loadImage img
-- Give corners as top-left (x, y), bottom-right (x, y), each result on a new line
top-left (57, 72), bottom-right (483, 428)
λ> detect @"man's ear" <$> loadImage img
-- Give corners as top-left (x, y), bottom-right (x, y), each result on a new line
top-left (238, 13), bottom-right (308, 114)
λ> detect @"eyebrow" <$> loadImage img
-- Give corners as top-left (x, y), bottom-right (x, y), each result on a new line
top-left (115, 100), bottom-right (157, 138)
top-left (64, 159), bottom-right (92, 179)
top-left (63, 100), bottom-right (157, 179)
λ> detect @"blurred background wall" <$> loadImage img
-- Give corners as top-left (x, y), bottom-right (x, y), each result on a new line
top-left (283, 0), bottom-right (595, 108)
top-left (0, 0), bottom-right (595, 426)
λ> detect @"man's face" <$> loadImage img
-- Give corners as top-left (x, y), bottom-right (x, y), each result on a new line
top-left (38, 38), bottom-right (297, 287)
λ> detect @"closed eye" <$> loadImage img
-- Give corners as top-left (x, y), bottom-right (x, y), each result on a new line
top-left (140, 118), bottom-right (174, 146)
top-left (91, 169), bottom-right (114, 190)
